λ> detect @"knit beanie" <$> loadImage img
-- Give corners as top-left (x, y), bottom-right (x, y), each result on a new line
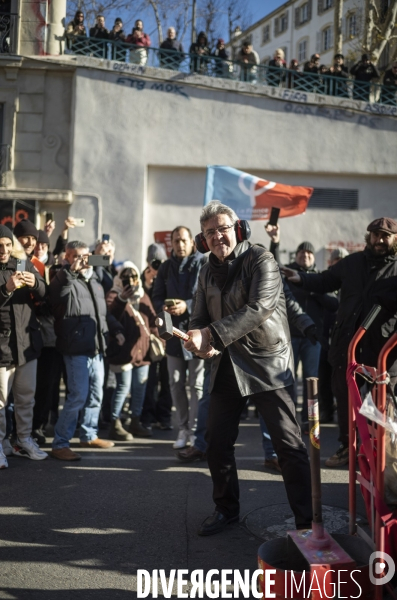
top-left (146, 243), bottom-right (167, 263)
top-left (296, 241), bottom-right (315, 254)
top-left (13, 219), bottom-right (38, 239)
top-left (0, 225), bottom-right (14, 243)
top-left (37, 230), bottom-right (50, 245)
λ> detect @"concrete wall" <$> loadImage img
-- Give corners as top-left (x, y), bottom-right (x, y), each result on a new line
top-left (70, 63), bottom-right (397, 268)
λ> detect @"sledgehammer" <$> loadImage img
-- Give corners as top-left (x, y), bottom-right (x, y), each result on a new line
top-left (155, 311), bottom-right (190, 342)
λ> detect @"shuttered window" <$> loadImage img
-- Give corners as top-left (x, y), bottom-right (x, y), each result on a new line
top-left (309, 188), bottom-right (359, 210)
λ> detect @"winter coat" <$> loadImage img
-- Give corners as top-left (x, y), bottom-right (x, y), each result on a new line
top-left (350, 61), bottom-right (380, 82)
top-left (190, 241), bottom-right (294, 395)
top-left (108, 29), bottom-right (126, 42)
top-left (299, 248), bottom-right (397, 373)
top-left (89, 26), bottom-right (109, 40)
top-left (152, 250), bottom-right (205, 358)
top-left (159, 38), bottom-right (184, 68)
top-left (0, 253), bottom-right (46, 367)
top-left (50, 266), bottom-right (121, 356)
top-left (106, 289), bottom-right (157, 366)
top-left (94, 264), bottom-right (118, 295)
top-left (126, 32), bottom-right (151, 47)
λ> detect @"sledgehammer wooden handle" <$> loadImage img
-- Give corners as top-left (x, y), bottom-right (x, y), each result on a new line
top-left (155, 317), bottom-right (190, 342)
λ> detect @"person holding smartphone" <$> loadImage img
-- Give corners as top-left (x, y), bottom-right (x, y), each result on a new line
top-left (0, 225), bottom-right (47, 468)
top-left (49, 241), bottom-right (125, 461)
top-left (152, 226), bottom-right (206, 450)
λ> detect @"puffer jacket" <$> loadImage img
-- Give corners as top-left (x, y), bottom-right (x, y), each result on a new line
top-left (0, 251), bottom-right (46, 367)
top-left (50, 265), bottom-right (121, 356)
top-left (190, 241), bottom-right (294, 395)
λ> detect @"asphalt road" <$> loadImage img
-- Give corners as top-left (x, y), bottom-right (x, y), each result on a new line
top-left (0, 409), bottom-right (363, 600)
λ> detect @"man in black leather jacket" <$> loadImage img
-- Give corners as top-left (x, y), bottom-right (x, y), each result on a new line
top-left (184, 201), bottom-right (312, 536)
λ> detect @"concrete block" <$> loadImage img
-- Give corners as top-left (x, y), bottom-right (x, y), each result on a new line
top-left (18, 72), bottom-right (46, 94)
top-left (19, 93), bottom-right (44, 114)
top-left (16, 113), bottom-right (43, 133)
top-left (14, 151), bottom-right (41, 171)
top-left (19, 41), bottom-right (42, 56)
top-left (13, 171), bottom-right (40, 189)
top-left (15, 133), bottom-right (42, 152)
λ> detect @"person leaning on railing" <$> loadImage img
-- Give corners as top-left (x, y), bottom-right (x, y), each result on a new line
top-left (89, 14), bottom-right (109, 59)
top-left (126, 19), bottom-right (151, 66)
top-left (327, 53), bottom-right (349, 98)
top-left (65, 10), bottom-right (87, 52)
top-left (380, 61), bottom-right (397, 106)
top-left (266, 48), bottom-right (286, 87)
top-left (302, 53), bottom-right (321, 93)
top-left (108, 17), bottom-right (126, 62)
top-left (211, 39), bottom-right (230, 79)
top-left (189, 31), bottom-right (210, 74)
top-left (159, 27), bottom-right (184, 71)
top-left (237, 41), bottom-right (260, 84)
top-left (350, 53), bottom-right (380, 102)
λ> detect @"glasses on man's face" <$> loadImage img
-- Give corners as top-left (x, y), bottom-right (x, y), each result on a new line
top-left (203, 224), bottom-right (234, 240)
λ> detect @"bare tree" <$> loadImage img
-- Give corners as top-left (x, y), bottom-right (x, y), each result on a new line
top-left (360, 0), bottom-right (397, 64)
top-left (136, 0), bottom-right (190, 45)
top-left (334, 0), bottom-right (344, 55)
top-left (197, 0), bottom-right (224, 48)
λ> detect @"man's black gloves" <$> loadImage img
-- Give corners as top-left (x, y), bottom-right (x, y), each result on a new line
top-left (304, 324), bottom-right (319, 346)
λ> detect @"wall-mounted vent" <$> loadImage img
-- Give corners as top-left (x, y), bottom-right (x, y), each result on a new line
top-left (309, 188), bottom-right (359, 210)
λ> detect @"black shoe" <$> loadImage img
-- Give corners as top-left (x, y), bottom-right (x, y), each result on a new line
top-left (177, 446), bottom-right (206, 462)
top-left (158, 421), bottom-right (173, 431)
top-left (198, 511), bottom-right (239, 536)
top-left (32, 428), bottom-right (46, 446)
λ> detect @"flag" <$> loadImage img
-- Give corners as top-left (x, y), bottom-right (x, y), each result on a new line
top-left (204, 166), bottom-right (313, 220)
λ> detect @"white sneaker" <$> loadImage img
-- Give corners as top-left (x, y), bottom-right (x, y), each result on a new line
top-left (2, 439), bottom-right (13, 456)
top-left (12, 437), bottom-right (48, 460)
top-left (189, 434), bottom-right (196, 447)
top-left (0, 445), bottom-right (8, 469)
top-left (173, 430), bottom-right (189, 450)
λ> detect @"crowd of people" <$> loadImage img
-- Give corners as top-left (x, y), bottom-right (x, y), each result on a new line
top-left (64, 11), bottom-right (397, 105)
top-left (1, 210), bottom-right (396, 476)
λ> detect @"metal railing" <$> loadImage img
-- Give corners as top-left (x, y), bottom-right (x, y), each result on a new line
top-left (0, 145), bottom-right (10, 187)
top-left (65, 36), bottom-right (397, 107)
top-left (0, 14), bottom-right (18, 54)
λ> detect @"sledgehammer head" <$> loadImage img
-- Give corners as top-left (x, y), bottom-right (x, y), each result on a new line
top-left (155, 311), bottom-right (174, 340)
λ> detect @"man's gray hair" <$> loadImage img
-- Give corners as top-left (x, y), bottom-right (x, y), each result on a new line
top-left (200, 200), bottom-right (239, 229)
top-left (66, 240), bottom-right (89, 251)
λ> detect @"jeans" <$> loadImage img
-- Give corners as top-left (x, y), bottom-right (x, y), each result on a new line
top-left (291, 337), bottom-right (321, 424)
top-left (259, 415), bottom-right (277, 460)
top-left (206, 385), bottom-right (312, 528)
top-left (111, 365), bottom-right (149, 420)
top-left (52, 354), bottom-right (104, 449)
top-left (194, 362), bottom-right (211, 452)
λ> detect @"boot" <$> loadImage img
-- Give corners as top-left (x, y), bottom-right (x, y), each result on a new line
top-left (128, 416), bottom-right (153, 438)
top-left (109, 418), bottom-right (133, 441)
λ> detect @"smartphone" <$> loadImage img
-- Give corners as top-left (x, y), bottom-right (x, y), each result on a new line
top-left (165, 299), bottom-right (177, 307)
top-left (268, 207), bottom-right (280, 227)
top-left (16, 259), bottom-right (26, 272)
top-left (151, 259), bottom-right (161, 271)
top-left (87, 255), bottom-right (110, 267)
top-left (102, 234), bottom-right (110, 242)
top-left (46, 212), bottom-right (54, 223)
top-left (74, 218), bottom-right (85, 227)
top-left (121, 278), bottom-right (131, 288)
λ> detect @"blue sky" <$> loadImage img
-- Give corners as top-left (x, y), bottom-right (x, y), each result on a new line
top-left (74, 0), bottom-right (286, 44)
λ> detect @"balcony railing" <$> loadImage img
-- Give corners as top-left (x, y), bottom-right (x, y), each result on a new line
top-left (0, 14), bottom-right (18, 54)
top-left (65, 36), bottom-right (397, 107)
top-left (0, 145), bottom-right (10, 187)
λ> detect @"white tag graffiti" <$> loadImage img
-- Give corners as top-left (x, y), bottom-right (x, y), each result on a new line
top-left (238, 174), bottom-right (276, 208)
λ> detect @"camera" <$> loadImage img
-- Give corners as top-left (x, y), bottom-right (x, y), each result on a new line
top-left (151, 259), bottom-right (162, 271)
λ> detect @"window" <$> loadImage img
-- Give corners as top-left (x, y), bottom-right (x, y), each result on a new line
top-left (309, 188), bottom-right (358, 210)
top-left (275, 12), bottom-right (289, 35)
top-left (262, 24), bottom-right (270, 44)
top-left (324, 0), bottom-right (333, 9)
top-left (318, 0), bottom-right (334, 14)
top-left (301, 3), bottom-right (308, 22)
top-left (298, 39), bottom-right (307, 62)
top-left (261, 56), bottom-right (270, 65)
top-left (322, 26), bottom-right (332, 51)
top-left (348, 13), bottom-right (357, 38)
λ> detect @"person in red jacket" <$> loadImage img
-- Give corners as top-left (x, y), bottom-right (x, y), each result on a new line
top-left (126, 19), bottom-right (151, 65)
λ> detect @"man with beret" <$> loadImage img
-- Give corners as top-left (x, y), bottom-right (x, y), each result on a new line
top-left (0, 225), bottom-right (47, 468)
top-left (266, 229), bottom-right (338, 434)
top-left (283, 217), bottom-right (397, 467)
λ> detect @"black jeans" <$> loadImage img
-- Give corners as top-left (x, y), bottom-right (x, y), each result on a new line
top-left (141, 357), bottom-right (172, 425)
top-left (33, 347), bottom-right (65, 430)
top-left (206, 384), bottom-right (312, 528)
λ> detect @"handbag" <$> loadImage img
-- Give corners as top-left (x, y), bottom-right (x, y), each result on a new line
top-left (132, 307), bottom-right (165, 363)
